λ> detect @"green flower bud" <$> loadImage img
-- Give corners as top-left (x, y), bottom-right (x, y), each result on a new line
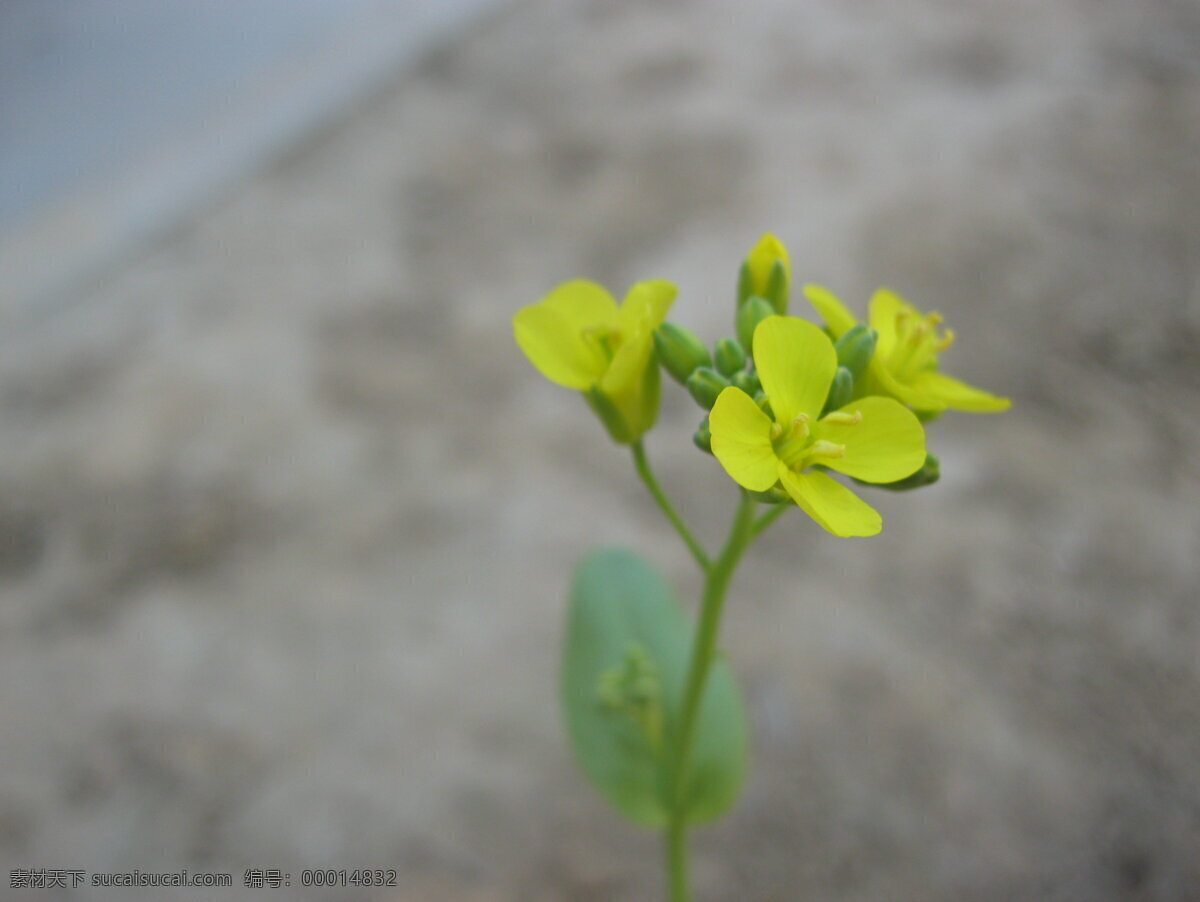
top-left (713, 337), bottom-right (747, 377)
top-left (862, 452), bottom-right (941, 492)
top-left (834, 324), bottom-right (877, 381)
top-left (686, 366), bottom-right (731, 410)
top-left (653, 322), bottom-right (712, 385)
top-left (732, 366), bottom-right (761, 396)
top-left (736, 296), bottom-right (775, 353)
top-left (736, 261), bottom-right (754, 307)
top-left (692, 416), bottom-right (712, 454)
top-left (743, 233), bottom-right (790, 314)
top-left (821, 366), bottom-right (854, 416)
top-left (764, 260), bottom-right (788, 315)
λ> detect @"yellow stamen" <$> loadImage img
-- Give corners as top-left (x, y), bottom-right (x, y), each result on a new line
top-left (809, 440), bottom-right (846, 460)
top-left (770, 422), bottom-right (784, 439)
top-left (821, 410), bottom-right (862, 426)
top-left (772, 413), bottom-right (813, 468)
top-left (935, 328), bottom-right (956, 352)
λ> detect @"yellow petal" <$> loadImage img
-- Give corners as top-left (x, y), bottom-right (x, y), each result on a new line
top-left (815, 396), bottom-right (926, 483)
top-left (907, 371), bottom-right (1012, 413)
top-left (747, 233), bottom-right (790, 294)
top-left (593, 349), bottom-right (660, 443)
top-left (803, 284), bottom-right (859, 339)
top-left (513, 304), bottom-right (606, 389)
top-left (542, 280), bottom-right (620, 329)
top-left (710, 387), bottom-right (779, 491)
top-left (601, 331), bottom-right (657, 429)
top-left (777, 465), bottom-right (882, 537)
top-left (868, 288), bottom-right (919, 360)
top-left (617, 280), bottom-right (677, 337)
top-left (752, 316), bottom-right (837, 424)
top-left (867, 359), bottom-right (947, 412)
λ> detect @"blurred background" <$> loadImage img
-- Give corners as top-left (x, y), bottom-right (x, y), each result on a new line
top-left (1, 1), bottom-right (1198, 900)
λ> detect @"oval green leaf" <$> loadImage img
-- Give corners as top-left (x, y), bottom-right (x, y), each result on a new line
top-left (561, 547), bottom-right (747, 827)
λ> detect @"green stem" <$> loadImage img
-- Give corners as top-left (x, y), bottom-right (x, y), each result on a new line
top-left (663, 491), bottom-right (759, 902)
top-left (751, 502), bottom-right (788, 539)
top-left (632, 441), bottom-right (710, 570)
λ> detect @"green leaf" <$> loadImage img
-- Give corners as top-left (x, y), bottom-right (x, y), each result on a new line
top-left (562, 548), bottom-right (747, 827)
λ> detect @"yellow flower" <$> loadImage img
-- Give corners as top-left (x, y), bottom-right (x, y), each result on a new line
top-left (709, 316), bottom-right (926, 537)
top-left (514, 279), bottom-right (676, 443)
top-left (805, 285), bottom-right (1010, 414)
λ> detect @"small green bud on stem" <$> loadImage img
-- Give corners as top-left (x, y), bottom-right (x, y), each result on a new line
top-left (764, 260), bottom-right (788, 315)
top-left (732, 367), bottom-right (761, 396)
top-left (713, 338), bottom-right (747, 377)
top-left (654, 323), bottom-right (712, 385)
top-left (821, 366), bottom-right (854, 416)
top-left (736, 296), bottom-right (775, 354)
top-left (834, 324), bottom-right (877, 381)
top-left (736, 261), bottom-right (754, 307)
top-left (686, 367), bottom-right (731, 410)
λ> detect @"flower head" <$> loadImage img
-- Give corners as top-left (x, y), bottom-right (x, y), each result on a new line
top-left (709, 316), bottom-right (926, 537)
top-left (514, 280), bottom-right (676, 443)
top-left (805, 285), bottom-right (1010, 414)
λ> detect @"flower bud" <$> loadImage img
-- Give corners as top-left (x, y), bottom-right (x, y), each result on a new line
top-left (743, 233), bottom-right (791, 314)
top-left (736, 261), bottom-right (754, 308)
top-left (736, 296), bottom-right (775, 353)
top-left (763, 261), bottom-right (788, 315)
top-left (692, 416), bottom-right (712, 454)
top-left (732, 366), bottom-right (761, 396)
top-left (821, 366), bottom-right (854, 416)
top-left (653, 322), bottom-right (711, 385)
top-left (713, 337), bottom-right (747, 377)
top-left (834, 324), bottom-right (877, 381)
top-left (686, 366), bottom-right (731, 410)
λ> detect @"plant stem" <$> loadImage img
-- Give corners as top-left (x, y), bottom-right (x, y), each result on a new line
top-left (632, 441), bottom-right (710, 570)
top-left (751, 502), bottom-right (788, 539)
top-left (664, 490), bottom-right (759, 902)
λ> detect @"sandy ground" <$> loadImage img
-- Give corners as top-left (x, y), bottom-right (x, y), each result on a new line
top-left (2, 1), bottom-right (1199, 900)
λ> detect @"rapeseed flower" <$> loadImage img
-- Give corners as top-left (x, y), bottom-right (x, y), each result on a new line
top-left (805, 286), bottom-right (1010, 414)
top-left (709, 316), bottom-right (925, 537)
top-left (514, 279), bottom-right (676, 443)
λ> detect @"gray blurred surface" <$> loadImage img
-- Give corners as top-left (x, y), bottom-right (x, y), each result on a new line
top-left (1, 0), bottom-right (1199, 900)
top-left (0, 0), bottom-right (508, 317)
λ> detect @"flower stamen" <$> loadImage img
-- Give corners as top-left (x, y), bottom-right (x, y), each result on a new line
top-left (821, 410), bottom-right (862, 426)
top-left (809, 440), bottom-right (846, 460)
top-left (771, 413), bottom-right (812, 467)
